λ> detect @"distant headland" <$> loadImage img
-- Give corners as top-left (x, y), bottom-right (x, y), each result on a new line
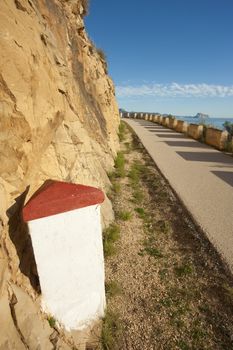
top-left (194, 112), bottom-right (209, 119)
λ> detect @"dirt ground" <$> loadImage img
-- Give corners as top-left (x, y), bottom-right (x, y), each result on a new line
top-left (103, 122), bottom-right (233, 350)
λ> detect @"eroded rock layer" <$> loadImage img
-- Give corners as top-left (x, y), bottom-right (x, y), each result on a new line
top-left (0, 0), bottom-right (119, 348)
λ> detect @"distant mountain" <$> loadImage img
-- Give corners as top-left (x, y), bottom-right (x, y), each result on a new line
top-left (194, 113), bottom-right (209, 119)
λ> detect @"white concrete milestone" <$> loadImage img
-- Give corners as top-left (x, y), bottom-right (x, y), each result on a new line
top-left (28, 204), bottom-right (105, 331)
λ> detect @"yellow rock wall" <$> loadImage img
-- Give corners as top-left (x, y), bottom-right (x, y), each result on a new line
top-left (0, 0), bottom-right (120, 348)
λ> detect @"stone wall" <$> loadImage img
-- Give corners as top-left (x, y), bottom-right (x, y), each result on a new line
top-left (187, 124), bottom-right (203, 140)
top-left (123, 113), bottom-right (232, 152)
top-left (176, 120), bottom-right (188, 133)
top-left (205, 128), bottom-right (228, 150)
top-left (168, 118), bottom-right (177, 129)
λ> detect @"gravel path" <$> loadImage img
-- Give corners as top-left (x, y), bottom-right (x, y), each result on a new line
top-left (104, 123), bottom-right (233, 350)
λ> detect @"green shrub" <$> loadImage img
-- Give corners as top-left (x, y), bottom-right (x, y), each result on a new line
top-left (223, 121), bottom-right (233, 152)
top-left (223, 121), bottom-right (233, 136)
top-left (225, 140), bottom-right (233, 153)
top-left (167, 114), bottom-right (175, 120)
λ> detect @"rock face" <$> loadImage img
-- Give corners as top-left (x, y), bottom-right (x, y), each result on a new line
top-left (0, 0), bottom-right (119, 348)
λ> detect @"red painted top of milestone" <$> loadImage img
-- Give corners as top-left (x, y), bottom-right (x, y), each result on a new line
top-left (22, 180), bottom-right (105, 222)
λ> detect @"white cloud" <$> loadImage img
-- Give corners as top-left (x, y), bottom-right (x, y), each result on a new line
top-left (116, 82), bottom-right (233, 98)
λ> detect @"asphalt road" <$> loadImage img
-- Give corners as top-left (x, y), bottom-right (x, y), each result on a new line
top-left (125, 118), bottom-right (233, 273)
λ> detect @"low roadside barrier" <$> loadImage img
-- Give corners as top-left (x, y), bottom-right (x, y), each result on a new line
top-left (187, 124), bottom-right (203, 140)
top-left (205, 127), bottom-right (229, 151)
top-left (121, 113), bottom-right (232, 153)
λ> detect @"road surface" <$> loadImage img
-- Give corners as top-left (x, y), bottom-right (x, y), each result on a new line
top-left (125, 118), bottom-right (233, 273)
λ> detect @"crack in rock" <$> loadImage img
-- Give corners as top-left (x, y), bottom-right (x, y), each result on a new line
top-left (9, 292), bottom-right (29, 350)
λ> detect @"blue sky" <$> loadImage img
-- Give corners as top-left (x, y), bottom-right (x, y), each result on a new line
top-left (85, 0), bottom-right (233, 117)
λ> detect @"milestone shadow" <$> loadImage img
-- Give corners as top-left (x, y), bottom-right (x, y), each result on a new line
top-left (6, 188), bottom-right (41, 293)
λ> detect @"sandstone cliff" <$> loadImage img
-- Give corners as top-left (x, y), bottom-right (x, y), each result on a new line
top-left (0, 0), bottom-right (120, 348)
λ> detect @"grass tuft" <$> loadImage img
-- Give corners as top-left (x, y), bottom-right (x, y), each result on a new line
top-left (103, 224), bottom-right (120, 257)
top-left (128, 161), bottom-right (145, 184)
top-left (175, 264), bottom-right (193, 277)
top-left (114, 152), bottom-right (125, 178)
top-left (123, 141), bottom-right (131, 153)
top-left (144, 246), bottom-right (163, 258)
top-left (222, 283), bottom-right (233, 303)
top-left (117, 210), bottom-right (132, 221)
top-left (101, 310), bottom-right (122, 350)
top-left (48, 316), bottom-right (56, 328)
top-left (111, 182), bottom-right (121, 194)
top-left (118, 121), bottom-right (126, 142)
top-left (106, 281), bottom-right (122, 298)
top-left (176, 340), bottom-right (190, 350)
top-left (156, 220), bottom-right (170, 234)
top-left (134, 207), bottom-right (146, 218)
top-left (191, 325), bottom-right (207, 341)
top-left (132, 189), bottom-right (144, 204)
top-left (128, 167), bottom-right (140, 184)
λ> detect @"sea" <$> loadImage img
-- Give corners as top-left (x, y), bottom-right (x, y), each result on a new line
top-left (175, 116), bottom-right (233, 130)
